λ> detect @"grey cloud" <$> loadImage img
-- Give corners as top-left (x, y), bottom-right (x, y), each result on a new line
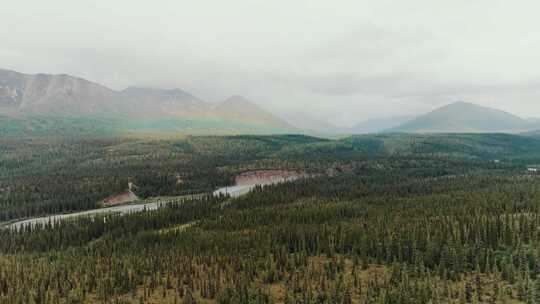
top-left (2, 0), bottom-right (540, 126)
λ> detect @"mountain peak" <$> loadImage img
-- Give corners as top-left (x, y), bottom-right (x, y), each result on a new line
top-left (387, 101), bottom-right (530, 133)
top-left (443, 101), bottom-right (488, 110)
top-left (446, 100), bottom-right (470, 107)
top-left (0, 68), bottom-right (118, 114)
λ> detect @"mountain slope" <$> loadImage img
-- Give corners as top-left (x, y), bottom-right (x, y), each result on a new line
top-left (121, 86), bottom-right (212, 117)
top-left (387, 101), bottom-right (534, 133)
top-left (212, 95), bottom-right (296, 132)
top-left (0, 69), bottom-right (28, 107)
top-left (349, 115), bottom-right (415, 134)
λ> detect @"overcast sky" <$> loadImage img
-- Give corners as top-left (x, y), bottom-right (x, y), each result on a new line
top-left (1, 0), bottom-right (540, 126)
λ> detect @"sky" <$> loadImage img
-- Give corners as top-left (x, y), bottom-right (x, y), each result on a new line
top-left (1, 0), bottom-right (540, 127)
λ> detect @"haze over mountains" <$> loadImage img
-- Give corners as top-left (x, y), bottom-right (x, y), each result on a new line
top-left (0, 68), bottom-right (296, 135)
top-left (349, 116), bottom-right (416, 134)
top-left (284, 101), bottom-right (540, 135)
top-left (2, 68), bottom-right (540, 136)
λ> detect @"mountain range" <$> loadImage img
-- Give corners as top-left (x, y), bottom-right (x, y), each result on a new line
top-left (0, 68), bottom-right (295, 135)
top-left (2, 68), bottom-right (540, 136)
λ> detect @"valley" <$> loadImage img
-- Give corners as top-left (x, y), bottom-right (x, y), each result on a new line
top-left (4, 170), bottom-right (306, 229)
top-left (2, 133), bottom-right (540, 303)
top-left (4, 1), bottom-right (540, 303)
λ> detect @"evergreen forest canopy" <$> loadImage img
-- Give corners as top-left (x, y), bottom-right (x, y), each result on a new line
top-left (3, 133), bottom-right (540, 303)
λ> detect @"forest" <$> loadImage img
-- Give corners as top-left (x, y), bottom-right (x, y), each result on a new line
top-left (2, 133), bottom-right (540, 303)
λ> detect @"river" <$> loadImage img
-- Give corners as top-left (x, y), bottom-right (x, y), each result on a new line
top-left (4, 199), bottom-right (171, 230)
top-left (4, 173), bottom-right (303, 230)
top-left (212, 177), bottom-right (297, 198)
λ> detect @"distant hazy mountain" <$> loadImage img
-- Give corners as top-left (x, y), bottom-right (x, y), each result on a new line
top-left (121, 86), bottom-right (211, 117)
top-left (213, 95), bottom-right (295, 131)
top-left (282, 114), bottom-right (417, 136)
top-left (280, 114), bottom-right (415, 136)
top-left (526, 117), bottom-right (540, 124)
top-left (387, 101), bottom-right (537, 133)
top-left (349, 116), bottom-right (415, 134)
top-left (0, 69), bottom-right (295, 135)
top-left (279, 113), bottom-right (344, 135)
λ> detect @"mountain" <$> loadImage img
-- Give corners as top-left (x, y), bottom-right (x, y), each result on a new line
top-left (0, 68), bottom-right (123, 116)
top-left (526, 117), bottom-right (540, 124)
top-left (279, 113), bottom-right (344, 136)
top-left (387, 101), bottom-right (536, 133)
top-left (349, 116), bottom-right (415, 134)
top-left (212, 95), bottom-right (295, 131)
top-left (120, 87), bottom-right (211, 117)
top-left (0, 69), bottom-right (296, 135)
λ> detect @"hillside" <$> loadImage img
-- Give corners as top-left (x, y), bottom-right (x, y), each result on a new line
top-left (342, 133), bottom-right (540, 159)
top-left (0, 69), bottom-right (296, 135)
top-left (4, 133), bottom-right (540, 303)
top-left (387, 101), bottom-right (537, 133)
top-left (521, 129), bottom-right (540, 137)
top-left (2, 132), bottom-right (538, 222)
